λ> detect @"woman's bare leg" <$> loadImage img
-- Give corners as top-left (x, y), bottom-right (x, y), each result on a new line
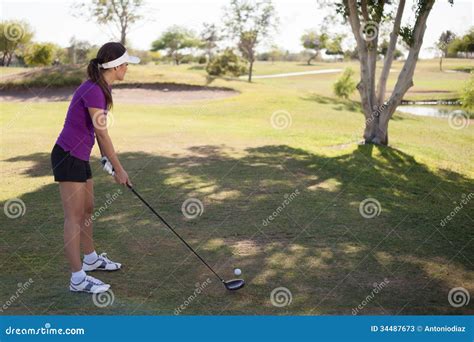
top-left (81, 179), bottom-right (95, 255)
top-left (59, 182), bottom-right (86, 272)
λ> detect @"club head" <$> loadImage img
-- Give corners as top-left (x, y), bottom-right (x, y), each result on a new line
top-left (223, 279), bottom-right (245, 291)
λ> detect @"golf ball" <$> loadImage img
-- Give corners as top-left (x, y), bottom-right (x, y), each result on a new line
top-left (234, 268), bottom-right (242, 276)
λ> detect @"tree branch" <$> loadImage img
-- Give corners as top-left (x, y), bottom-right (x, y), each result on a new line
top-left (347, 0), bottom-right (372, 116)
top-left (383, 0), bottom-right (435, 125)
top-left (376, 0), bottom-right (405, 106)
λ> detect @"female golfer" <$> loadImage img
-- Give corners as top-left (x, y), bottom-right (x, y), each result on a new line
top-left (51, 42), bottom-right (140, 293)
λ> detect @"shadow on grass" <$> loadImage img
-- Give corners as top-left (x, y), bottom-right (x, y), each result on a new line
top-left (302, 94), bottom-right (362, 113)
top-left (302, 94), bottom-right (410, 122)
top-left (1, 144), bottom-right (473, 315)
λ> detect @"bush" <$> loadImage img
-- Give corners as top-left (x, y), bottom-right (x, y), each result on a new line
top-left (333, 68), bottom-right (356, 99)
top-left (206, 49), bottom-right (247, 77)
top-left (197, 55), bottom-right (207, 64)
top-left (461, 75), bottom-right (474, 111)
top-left (24, 43), bottom-right (55, 67)
top-left (180, 55), bottom-right (194, 64)
top-left (0, 65), bottom-right (84, 89)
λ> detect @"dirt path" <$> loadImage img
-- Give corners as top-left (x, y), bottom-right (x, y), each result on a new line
top-left (0, 83), bottom-right (238, 104)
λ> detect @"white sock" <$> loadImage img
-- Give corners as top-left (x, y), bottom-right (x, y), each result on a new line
top-left (71, 269), bottom-right (86, 283)
top-left (83, 251), bottom-right (98, 264)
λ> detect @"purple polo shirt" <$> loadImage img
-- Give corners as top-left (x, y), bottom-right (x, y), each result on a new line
top-left (56, 80), bottom-right (109, 161)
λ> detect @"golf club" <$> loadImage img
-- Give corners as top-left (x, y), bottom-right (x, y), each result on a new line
top-left (100, 157), bottom-right (245, 291)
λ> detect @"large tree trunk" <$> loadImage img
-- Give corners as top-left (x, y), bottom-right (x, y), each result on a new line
top-left (346, 0), bottom-right (435, 145)
top-left (307, 54), bottom-right (316, 65)
top-left (6, 53), bottom-right (12, 67)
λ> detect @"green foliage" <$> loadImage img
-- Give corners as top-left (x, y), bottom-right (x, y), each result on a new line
top-left (460, 76), bottom-right (474, 111)
top-left (399, 25), bottom-right (415, 47)
top-left (447, 27), bottom-right (474, 56)
top-left (437, 30), bottom-right (456, 55)
top-left (151, 26), bottom-right (200, 65)
top-left (333, 68), bottom-right (356, 99)
top-left (379, 39), bottom-right (403, 59)
top-left (224, 0), bottom-right (277, 81)
top-left (0, 20), bottom-right (34, 66)
top-left (206, 48), bottom-right (247, 77)
top-left (24, 43), bottom-right (55, 66)
top-left (325, 34), bottom-right (344, 54)
top-left (301, 31), bottom-right (327, 51)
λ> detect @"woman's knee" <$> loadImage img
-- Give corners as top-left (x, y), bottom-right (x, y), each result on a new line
top-left (64, 215), bottom-right (83, 228)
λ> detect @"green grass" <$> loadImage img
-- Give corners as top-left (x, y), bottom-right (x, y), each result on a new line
top-left (0, 59), bottom-right (473, 315)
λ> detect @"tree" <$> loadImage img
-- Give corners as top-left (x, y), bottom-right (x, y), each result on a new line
top-left (151, 26), bottom-right (200, 65)
top-left (224, 0), bottom-right (278, 82)
top-left (24, 43), bottom-right (56, 66)
top-left (73, 0), bottom-right (145, 46)
top-left (379, 39), bottom-right (403, 60)
top-left (437, 30), bottom-right (456, 70)
top-left (327, 0), bottom-right (454, 145)
top-left (67, 37), bottom-right (93, 64)
top-left (301, 30), bottom-right (328, 65)
top-left (206, 48), bottom-right (248, 77)
top-left (200, 23), bottom-right (221, 64)
top-left (447, 27), bottom-right (474, 58)
top-left (326, 34), bottom-right (344, 54)
top-left (334, 68), bottom-right (356, 99)
top-left (0, 20), bottom-right (34, 66)
top-left (269, 45), bottom-right (283, 63)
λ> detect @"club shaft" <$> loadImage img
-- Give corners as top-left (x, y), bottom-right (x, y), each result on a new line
top-left (127, 184), bottom-right (224, 283)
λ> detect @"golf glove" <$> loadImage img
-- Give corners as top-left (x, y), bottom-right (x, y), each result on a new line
top-left (100, 156), bottom-right (115, 176)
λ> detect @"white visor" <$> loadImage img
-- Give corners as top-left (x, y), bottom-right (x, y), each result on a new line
top-left (99, 51), bottom-right (140, 69)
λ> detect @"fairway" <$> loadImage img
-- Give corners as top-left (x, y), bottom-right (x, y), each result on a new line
top-left (1, 59), bottom-right (473, 315)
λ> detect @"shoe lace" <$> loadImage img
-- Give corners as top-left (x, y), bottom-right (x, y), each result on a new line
top-left (86, 275), bottom-right (104, 286)
top-left (99, 252), bottom-right (113, 264)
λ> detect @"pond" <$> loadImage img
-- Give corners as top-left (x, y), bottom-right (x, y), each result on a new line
top-left (397, 105), bottom-right (471, 118)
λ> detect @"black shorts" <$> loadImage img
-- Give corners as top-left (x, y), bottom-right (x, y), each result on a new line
top-left (51, 144), bottom-right (92, 182)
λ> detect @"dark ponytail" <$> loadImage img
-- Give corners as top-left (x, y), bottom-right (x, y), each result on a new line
top-left (87, 42), bottom-right (126, 110)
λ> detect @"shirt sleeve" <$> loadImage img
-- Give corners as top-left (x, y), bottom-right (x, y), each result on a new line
top-left (82, 83), bottom-right (106, 109)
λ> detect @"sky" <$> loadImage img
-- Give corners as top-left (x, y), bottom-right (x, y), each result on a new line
top-left (1, 0), bottom-right (473, 58)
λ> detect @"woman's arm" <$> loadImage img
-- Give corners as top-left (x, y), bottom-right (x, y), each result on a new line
top-left (89, 107), bottom-right (132, 185)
